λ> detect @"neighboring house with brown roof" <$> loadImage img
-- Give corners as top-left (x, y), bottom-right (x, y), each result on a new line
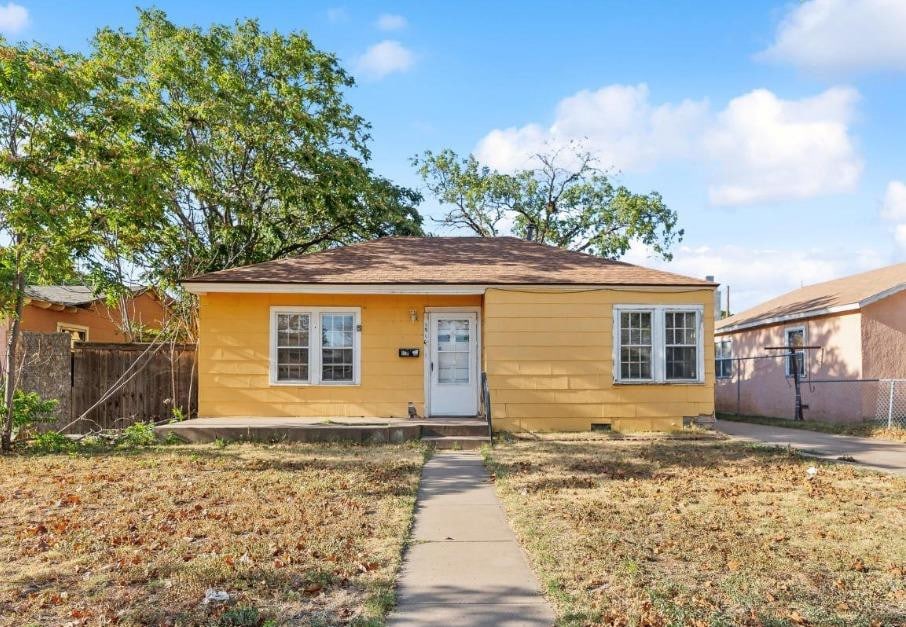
top-left (0, 285), bottom-right (167, 348)
top-left (183, 236), bottom-right (718, 433)
top-left (714, 263), bottom-right (906, 423)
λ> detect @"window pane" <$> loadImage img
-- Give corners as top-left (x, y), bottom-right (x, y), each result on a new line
top-left (276, 347), bottom-right (309, 381)
top-left (667, 347), bottom-right (697, 379)
top-left (665, 311), bottom-right (698, 380)
top-left (619, 311), bottom-right (652, 380)
top-left (277, 313), bottom-right (310, 348)
top-left (436, 319), bottom-right (471, 384)
top-left (321, 313), bottom-right (354, 382)
top-left (275, 313), bottom-right (311, 382)
top-left (786, 329), bottom-right (806, 376)
top-left (715, 340), bottom-right (732, 379)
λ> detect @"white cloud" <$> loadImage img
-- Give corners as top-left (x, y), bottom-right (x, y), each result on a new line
top-left (880, 180), bottom-right (906, 247)
top-left (375, 13), bottom-right (407, 31)
top-left (474, 84), bottom-right (862, 207)
top-left (355, 40), bottom-right (415, 80)
top-left (326, 7), bottom-right (348, 23)
top-left (475, 84), bottom-right (709, 172)
top-left (624, 242), bottom-right (886, 312)
top-left (0, 2), bottom-right (28, 34)
top-left (704, 87), bottom-right (861, 205)
top-left (881, 180), bottom-right (906, 221)
top-left (759, 0), bottom-right (906, 73)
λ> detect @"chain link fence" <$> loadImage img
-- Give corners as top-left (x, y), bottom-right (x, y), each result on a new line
top-left (873, 379), bottom-right (906, 429)
top-left (715, 353), bottom-right (882, 424)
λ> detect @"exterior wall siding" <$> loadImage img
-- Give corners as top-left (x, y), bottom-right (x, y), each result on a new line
top-left (482, 288), bottom-right (715, 432)
top-left (715, 312), bottom-right (868, 423)
top-left (197, 292), bottom-right (480, 418)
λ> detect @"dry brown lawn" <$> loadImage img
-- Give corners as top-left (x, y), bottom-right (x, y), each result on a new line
top-left (0, 442), bottom-right (426, 626)
top-left (485, 438), bottom-right (906, 626)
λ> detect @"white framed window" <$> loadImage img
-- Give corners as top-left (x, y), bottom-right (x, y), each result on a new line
top-left (269, 307), bottom-right (361, 385)
top-left (715, 339), bottom-right (733, 379)
top-left (57, 322), bottom-right (89, 343)
top-left (613, 305), bottom-right (704, 384)
top-left (784, 325), bottom-right (806, 378)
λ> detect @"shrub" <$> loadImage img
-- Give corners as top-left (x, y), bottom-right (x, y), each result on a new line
top-left (1, 389), bottom-right (59, 439)
top-left (119, 421), bottom-right (157, 448)
top-left (29, 431), bottom-right (74, 454)
top-left (218, 606), bottom-right (264, 626)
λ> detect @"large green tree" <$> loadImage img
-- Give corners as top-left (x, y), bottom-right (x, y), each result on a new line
top-left (413, 147), bottom-right (683, 259)
top-left (0, 41), bottom-right (162, 450)
top-left (89, 10), bottom-right (423, 299)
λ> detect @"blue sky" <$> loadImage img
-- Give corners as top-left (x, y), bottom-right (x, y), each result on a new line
top-left (3, 0), bottom-right (906, 310)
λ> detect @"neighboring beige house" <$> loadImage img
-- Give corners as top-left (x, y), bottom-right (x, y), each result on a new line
top-left (715, 263), bottom-right (906, 423)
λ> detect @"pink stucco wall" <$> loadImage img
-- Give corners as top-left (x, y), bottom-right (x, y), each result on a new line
top-left (861, 289), bottom-right (906, 379)
top-left (715, 311), bottom-right (874, 423)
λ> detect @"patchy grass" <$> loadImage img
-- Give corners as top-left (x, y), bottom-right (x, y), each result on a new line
top-left (500, 428), bottom-right (725, 443)
top-left (719, 413), bottom-right (906, 443)
top-left (0, 442), bottom-right (426, 626)
top-left (485, 438), bottom-right (906, 626)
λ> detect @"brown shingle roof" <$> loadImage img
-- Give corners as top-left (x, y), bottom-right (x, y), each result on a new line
top-left (716, 262), bottom-right (906, 333)
top-left (184, 237), bottom-right (713, 287)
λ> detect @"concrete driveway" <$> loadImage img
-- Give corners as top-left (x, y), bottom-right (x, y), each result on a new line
top-left (717, 419), bottom-right (906, 475)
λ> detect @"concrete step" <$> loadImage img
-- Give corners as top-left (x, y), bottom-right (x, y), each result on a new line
top-left (420, 423), bottom-right (490, 437)
top-left (421, 435), bottom-right (489, 450)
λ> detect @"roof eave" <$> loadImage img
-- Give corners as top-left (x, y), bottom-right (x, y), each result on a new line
top-left (715, 302), bottom-right (861, 334)
top-left (715, 282), bottom-right (906, 335)
top-left (182, 281), bottom-right (715, 295)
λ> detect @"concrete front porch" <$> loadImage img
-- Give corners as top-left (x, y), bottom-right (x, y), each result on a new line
top-left (155, 416), bottom-right (491, 449)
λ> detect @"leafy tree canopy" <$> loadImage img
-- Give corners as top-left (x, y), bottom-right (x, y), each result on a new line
top-left (413, 145), bottom-right (683, 259)
top-left (0, 39), bottom-right (162, 448)
top-left (89, 9), bottom-right (423, 290)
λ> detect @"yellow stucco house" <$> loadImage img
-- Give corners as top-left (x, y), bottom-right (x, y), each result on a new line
top-left (182, 236), bottom-right (716, 433)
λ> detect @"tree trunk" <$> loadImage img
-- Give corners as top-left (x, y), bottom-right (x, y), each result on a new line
top-left (2, 264), bottom-right (26, 452)
top-left (118, 293), bottom-right (133, 342)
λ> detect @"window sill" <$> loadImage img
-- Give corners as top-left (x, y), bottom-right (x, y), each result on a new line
top-left (614, 379), bottom-right (705, 385)
top-left (269, 381), bottom-right (361, 387)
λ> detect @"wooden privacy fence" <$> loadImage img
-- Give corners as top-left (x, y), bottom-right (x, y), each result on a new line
top-left (67, 342), bottom-right (197, 433)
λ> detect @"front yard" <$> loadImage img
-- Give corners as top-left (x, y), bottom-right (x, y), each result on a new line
top-left (0, 442), bottom-right (426, 626)
top-left (485, 437), bottom-right (906, 626)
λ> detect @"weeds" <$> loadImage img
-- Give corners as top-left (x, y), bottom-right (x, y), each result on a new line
top-left (28, 430), bottom-right (74, 454)
top-left (119, 421), bottom-right (157, 447)
top-left (487, 438), bottom-right (906, 625)
top-left (0, 442), bottom-right (425, 624)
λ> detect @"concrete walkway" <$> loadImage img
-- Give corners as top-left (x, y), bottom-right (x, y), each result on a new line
top-left (718, 419), bottom-right (906, 475)
top-left (389, 452), bottom-right (554, 626)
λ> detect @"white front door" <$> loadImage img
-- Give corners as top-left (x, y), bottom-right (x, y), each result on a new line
top-left (427, 312), bottom-right (478, 416)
